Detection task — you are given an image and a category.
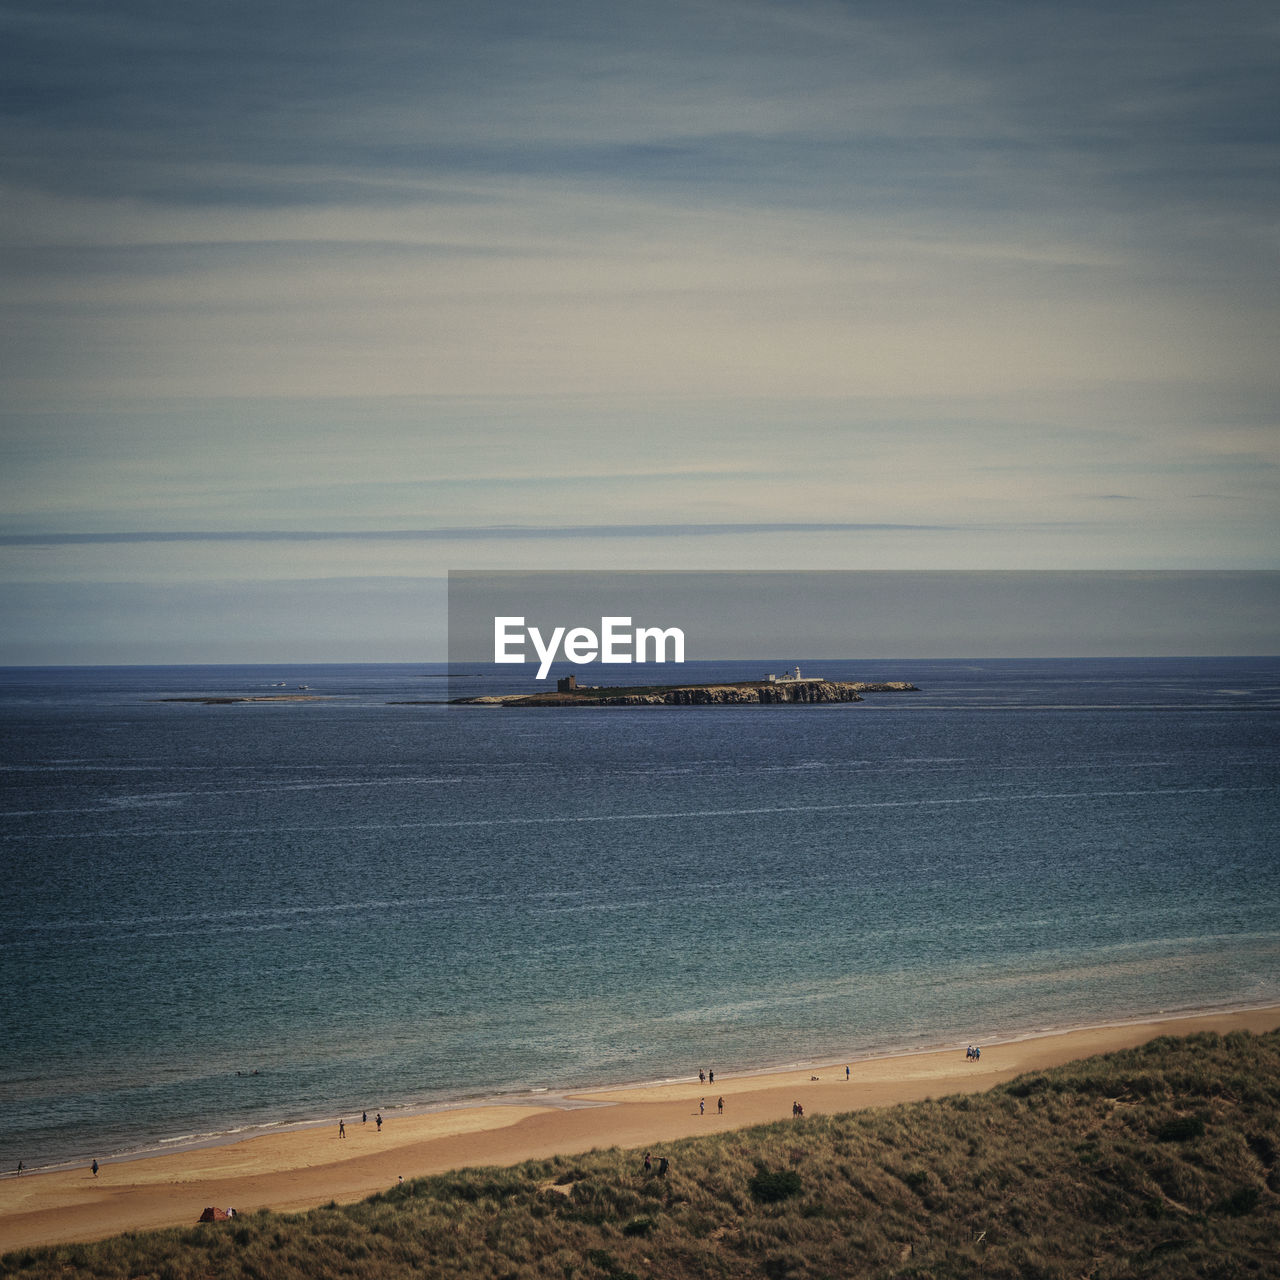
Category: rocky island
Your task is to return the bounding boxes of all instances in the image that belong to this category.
[453,668,917,707]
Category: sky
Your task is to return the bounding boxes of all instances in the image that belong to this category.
[1,0,1277,662]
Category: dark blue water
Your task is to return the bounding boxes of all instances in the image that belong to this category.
[1,658,1277,1171]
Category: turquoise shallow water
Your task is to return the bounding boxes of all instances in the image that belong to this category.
[1,658,1278,1171]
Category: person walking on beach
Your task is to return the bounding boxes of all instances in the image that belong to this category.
[376,1112,383,1132]
[846,1065,850,1080]
[700,1097,705,1115]
[698,1069,705,1083]
[91,1159,99,1177]
[362,1111,367,1124]
[717,1096,724,1114]
[708,1069,714,1083]
[339,1120,346,1138]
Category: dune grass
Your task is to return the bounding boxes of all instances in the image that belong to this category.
[5,1028,1278,1279]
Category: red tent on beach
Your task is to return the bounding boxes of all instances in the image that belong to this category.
[198,1206,230,1222]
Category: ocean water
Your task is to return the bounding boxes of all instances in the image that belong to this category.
[1,657,1277,1172]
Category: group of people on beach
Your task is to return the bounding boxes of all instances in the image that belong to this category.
[965,1044,982,1061]
[694,1066,725,1118]
[49,1057,854,1192]
[339,1111,382,1137]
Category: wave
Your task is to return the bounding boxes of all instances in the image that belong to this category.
[5,783,1273,842]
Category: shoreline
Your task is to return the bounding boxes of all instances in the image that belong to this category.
[3,1004,1278,1253]
[16,995,1279,1178]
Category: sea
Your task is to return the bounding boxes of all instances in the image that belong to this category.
[2,657,1278,1173]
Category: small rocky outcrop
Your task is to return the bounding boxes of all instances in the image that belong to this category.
[637,681,864,705]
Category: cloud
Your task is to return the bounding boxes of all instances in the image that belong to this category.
[0,576,448,664]
[8,570,1274,665]
[0,522,964,547]
[6,1,1273,221]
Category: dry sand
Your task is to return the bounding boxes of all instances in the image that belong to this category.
[3,1006,1277,1253]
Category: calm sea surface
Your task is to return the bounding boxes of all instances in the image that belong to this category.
[2,658,1278,1171]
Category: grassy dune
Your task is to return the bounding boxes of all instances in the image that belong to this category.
[6,1029,1278,1279]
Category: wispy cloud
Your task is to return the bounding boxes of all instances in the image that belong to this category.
[0,522,965,547]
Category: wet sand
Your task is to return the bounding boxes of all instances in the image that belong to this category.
[3,1006,1277,1253]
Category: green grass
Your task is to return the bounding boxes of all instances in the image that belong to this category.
[6,1029,1279,1279]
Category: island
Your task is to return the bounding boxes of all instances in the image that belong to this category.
[452,667,918,707]
[154,695,333,705]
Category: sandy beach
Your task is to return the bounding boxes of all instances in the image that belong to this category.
[3,1006,1277,1253]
